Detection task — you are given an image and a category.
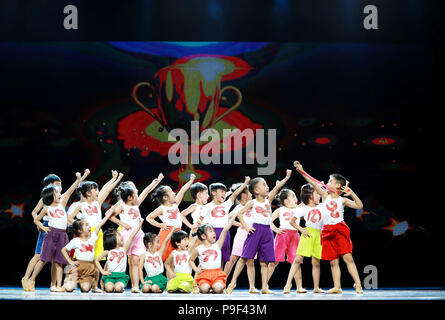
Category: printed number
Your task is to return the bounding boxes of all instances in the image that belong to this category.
[326,201,339,218]
[49,208,65,218]
[211,206,226,218]
[307,209,322,223]
[167,208,179,220]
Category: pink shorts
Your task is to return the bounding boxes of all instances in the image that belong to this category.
[231,227,249,257]
[119,227,145,257]
[274,229,300,263]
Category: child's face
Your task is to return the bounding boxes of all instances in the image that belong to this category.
[204,227,217,244]
[212,189,226,204]
[81,221,91,236]
[54,181,62,192]
[327,177,340,193]
[128,188,139,204]
[89,187,99,201]
[197,189,209,204]
[255,179,269,197]
[284,191,298,208]
[164,187,176,204]
[178,237,190,251]
[312,190,320,204]
[53,189,62,203]
[148,237,160,252]
[116,232,124,247]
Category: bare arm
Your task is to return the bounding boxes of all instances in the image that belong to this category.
[137,173,164,206]
[67,204,82,225]
[164,253,175,278]
[290,215,310,238]
[188,248,201,274]
[61,169,90,208]
[268,169,292,201]
[236,201,255,234]
[181,204,197,230]
[216,214,237,250]
[109,203,131,230]
[31,198,43,220]
[158,228,175,258]
[98,171,124,206]
[146,207,166,229]
[61,247,79,268]
[293,161,328,201]
[95,251,111,275]
[174,174,196,205]
[123,218,144,253]
[269,208,283,234]
[34,207,49,233]
[229,176,250,204]
[341,186,363,210]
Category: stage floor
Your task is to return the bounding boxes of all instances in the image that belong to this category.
[1,287,444,300]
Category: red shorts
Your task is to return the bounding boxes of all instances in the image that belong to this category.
[196,268,227,288]
[321,221,353,261]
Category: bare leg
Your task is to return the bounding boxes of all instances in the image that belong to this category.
[260,261,273,293]
[199,283,211,293]
[226,258,248,293]
[341,253,362,292]
[105,282,115,293]
[246,259,258,292]
[311,257,323,292]
[130,255,140,292]
[267,262,279,283]
[212,282,225,294]
[326,258,342,294]
[224,254,239,276]
[23,254,40,280]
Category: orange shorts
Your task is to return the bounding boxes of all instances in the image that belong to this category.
[196,268,227,288]
[158,226,180,261]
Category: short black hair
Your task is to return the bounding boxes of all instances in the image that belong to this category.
[103,228,118,250]
[248,177,264,196]
[190,182,208,200]
[143,232,157,247]
[209,183,227,199]
[41,184,58,206]
[114,181,136,202]
[150,185,170,205]
[43,174,61,187]
[192,224,213,241]
[171,230,188,249]
[300,183,314,205]
[329,173,347,189]
[80,181,99,198]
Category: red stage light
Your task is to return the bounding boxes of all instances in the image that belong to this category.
[314,137,331,145]
[371,137,396,145]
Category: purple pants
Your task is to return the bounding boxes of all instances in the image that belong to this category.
[241,223,275,262]
[213,227,231,262]
[40,227,68,265]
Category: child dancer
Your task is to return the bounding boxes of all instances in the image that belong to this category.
[294,161,364,294]
[139,229,175,293]
[165,230,198,293]
[146,174,195,264]
[267,189,309,289]
[109,173,163,293]
[189,214,237,293]
[61,205,115,292]
[198,178,250,273]
[181,182,210,232]
[223,183,259,294]
[22,174,62,291]
[226,169,292,294]
[283,183,325,294]
[95,218,144,293]
[27,169,90,292]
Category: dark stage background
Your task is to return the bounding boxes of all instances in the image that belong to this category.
[0,0,443,289]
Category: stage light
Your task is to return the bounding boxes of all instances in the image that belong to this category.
[3,203,24,219]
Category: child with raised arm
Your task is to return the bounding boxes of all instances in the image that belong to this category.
[146,174,195,263]
[267,189,310,289]
[165,231,199,293]
[189,214,237,294]
[109,173,163,293]
[283,183,325,294]
[61,205,115,292]
[95,218,144,293]
[294,161,364,294]
[181,182,210,234]
[22,174,62,291]
[198,177,250,274]
[226,169,292,294]
[26,169,90,292]
[139,228,175,293]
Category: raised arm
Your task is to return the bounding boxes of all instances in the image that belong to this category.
[61,169,90,208]
[268,169,292,201]
[98,171,124,206]
[123,218,144,253]
[341,185,363,210]
[293,161,329,201]
[216,214,237,250]
[137,173,164,206]
[174,174,196,205]
[229,176,250,204]
[158,228,175,258]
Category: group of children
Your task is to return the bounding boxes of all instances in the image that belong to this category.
[21,161,364,295]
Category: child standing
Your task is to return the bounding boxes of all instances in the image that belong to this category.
[61,205,115,292]
[226,169,292,294]
[165,230,198,293]
[189,214,237,293]
[181,182,210,232]
[138,229,175,293]
[283,183,325,294]
[198,177,250,273]
[294,161,364,294]
[110,173,163,293]
[27,169,90,292]
[146,174,195,264]
[94,218,144,293]
[267,189,309,287]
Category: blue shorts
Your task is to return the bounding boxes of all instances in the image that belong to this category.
[35,221,49,255]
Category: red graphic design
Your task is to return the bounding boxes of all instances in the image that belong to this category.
[167,208,179,220]
[146,256,161,268]
[245,209,252,218]
[84,205,99,216]
[307,209,322,223]
[175,253,187,265]
[211,206,226,218]
[110,251,125,263]
[80,244,94,253]
[128,207,140,219]
[202,249,218,262]
[255,205,271,217]
[49,208,65,218]
[326,201,339,218]
[282,211,294,221]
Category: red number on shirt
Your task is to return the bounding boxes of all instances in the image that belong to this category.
[175,254,187,265]
[307,209,322,223]
[245,209,252,218]
[202,249,218,262]
[128,208,140,219]
[211,206,226,218]
[167,208,179,220]
[326,201,339,218]
[49,208,65,218]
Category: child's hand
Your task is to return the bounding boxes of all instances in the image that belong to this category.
[293,161,303,171]
[69,260,80,267]
[196,266,203,274]
[244,176,251,184]
[102,270,112,276]
[112,170,118,179]
[160,223,168,230]
[341,185,353,196]
[286,169,292,177]
[138,218,144,226]
[190,173,196,181]
[43,226,51,233]
[301,228,310,238]
[276,228,285,235]
[158,173,164,181]
[246,226,256,234]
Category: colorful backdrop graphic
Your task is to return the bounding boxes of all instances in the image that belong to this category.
[0,41,438,287]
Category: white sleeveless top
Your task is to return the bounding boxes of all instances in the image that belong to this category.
[197,243,221,270]
[278,207,299,230]
[200,199,234,228]
[119,203,141,229]
[47,204,68,230]
[159,204,182,228]
[192,204,209,225]
[172,250,192,274]
[251,198,272,225]
[77,201,102,228]
[321,195,344,225]
[294,204,324,230]
[143,251,164,277]
[107,247,127,273]
[231,204,254,227]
